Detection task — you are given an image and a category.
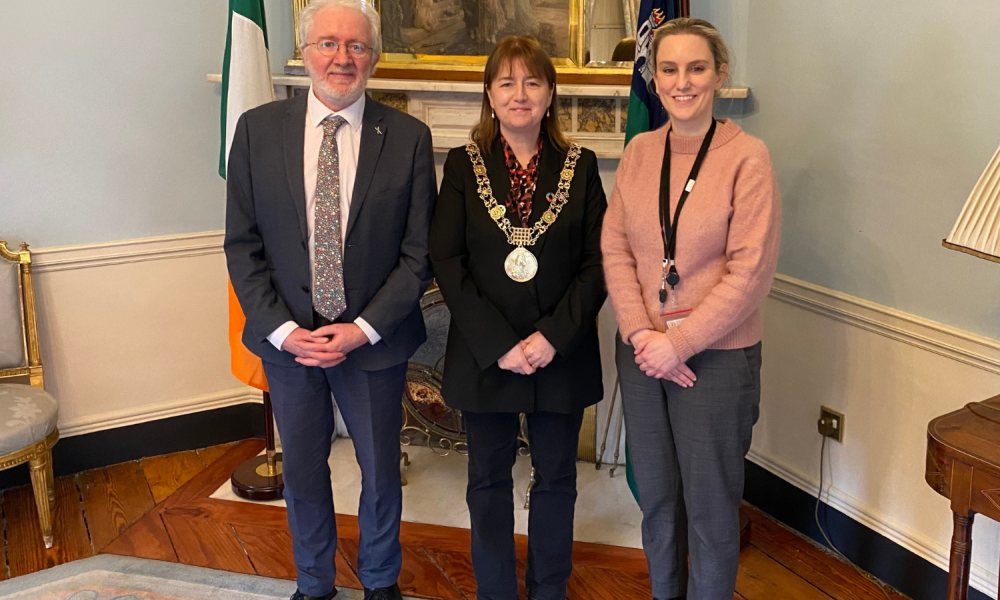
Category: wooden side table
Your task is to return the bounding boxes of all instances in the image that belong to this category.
[926,394,1000,600]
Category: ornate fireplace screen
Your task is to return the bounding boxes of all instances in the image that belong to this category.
[402,287,531,460]
[401,286,467,455]
[401,287,535,504]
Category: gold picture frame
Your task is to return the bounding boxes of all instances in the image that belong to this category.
[287,0,632,84]
[375,0,584,67]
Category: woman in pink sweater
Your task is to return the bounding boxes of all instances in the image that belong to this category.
[601,18,781,600]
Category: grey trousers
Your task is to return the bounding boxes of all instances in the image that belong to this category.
[616,335,761,600]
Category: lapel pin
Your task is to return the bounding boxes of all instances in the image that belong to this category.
[375,126,382,135]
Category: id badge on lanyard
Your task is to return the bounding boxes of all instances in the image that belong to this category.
[660,281,692,329]
[658,119,716,332]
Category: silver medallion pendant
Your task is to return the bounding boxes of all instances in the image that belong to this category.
[504,247,538,282]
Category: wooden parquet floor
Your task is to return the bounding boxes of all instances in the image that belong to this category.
[0,439,908,599]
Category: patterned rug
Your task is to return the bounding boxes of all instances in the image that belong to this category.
[0,554,416,600]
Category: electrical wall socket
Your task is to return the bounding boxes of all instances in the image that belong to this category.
[818,406,845,443]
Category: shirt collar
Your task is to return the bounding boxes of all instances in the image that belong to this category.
[307,86,365,132]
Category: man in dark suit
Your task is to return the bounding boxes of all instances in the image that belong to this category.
[224,1,435,599]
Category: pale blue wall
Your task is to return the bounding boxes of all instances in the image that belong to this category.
[702,0,1000,339]
[0,1,296,248]
[691,0,747,88]
[4,2,998,338]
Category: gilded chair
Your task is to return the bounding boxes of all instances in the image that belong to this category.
[0,240,59,548]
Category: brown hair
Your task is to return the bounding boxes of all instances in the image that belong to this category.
[470,35,569,154]
[650,18,731,90]
[611,37,636,62]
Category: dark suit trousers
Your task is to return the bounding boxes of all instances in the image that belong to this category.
[464,410,584,600]
[616,335,761,600]
[263,357,406,596]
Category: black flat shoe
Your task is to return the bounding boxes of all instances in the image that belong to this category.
[290,589,337,600]
[363,584,402,600]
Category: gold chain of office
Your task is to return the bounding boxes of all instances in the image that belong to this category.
[465,141,582,249]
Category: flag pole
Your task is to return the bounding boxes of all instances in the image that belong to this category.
[231,391,285,500]
[220,0,283,501]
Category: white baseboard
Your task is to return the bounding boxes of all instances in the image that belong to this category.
[59,387,263,438]
[746,448,1000,593]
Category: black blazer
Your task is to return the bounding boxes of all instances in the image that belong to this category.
[224,94,437,371]
[430,135,607,414]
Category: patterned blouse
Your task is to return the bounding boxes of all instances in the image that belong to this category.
[500,134,544,227]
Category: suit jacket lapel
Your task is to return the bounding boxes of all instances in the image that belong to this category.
[528,136,566,259]
[346,96,386,240]
[484,136,512,221]
[282,94,310,242]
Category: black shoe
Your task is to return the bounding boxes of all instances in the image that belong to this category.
[290,589,337,600]
[363,584,402,600]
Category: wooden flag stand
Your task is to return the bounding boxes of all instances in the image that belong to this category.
[231,391,284,500]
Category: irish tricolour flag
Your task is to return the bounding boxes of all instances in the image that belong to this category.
[219,0,274,177]
[220,0,274,392]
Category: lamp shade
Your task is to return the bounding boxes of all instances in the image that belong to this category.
[944,143,1000,263]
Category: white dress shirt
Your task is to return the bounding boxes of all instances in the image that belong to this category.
[267,88,381,351]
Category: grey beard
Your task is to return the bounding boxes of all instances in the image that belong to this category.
[309,68,369,107]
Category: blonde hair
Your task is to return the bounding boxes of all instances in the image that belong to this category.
[471,35,569,155]
[651,18,731,90]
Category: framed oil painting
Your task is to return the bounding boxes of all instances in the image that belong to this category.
[377,0,582,66]
[288,0,635,82]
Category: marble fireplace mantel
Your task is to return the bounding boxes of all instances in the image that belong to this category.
[208,73,749,159]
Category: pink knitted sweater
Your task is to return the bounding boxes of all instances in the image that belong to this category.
[601,119,781,361]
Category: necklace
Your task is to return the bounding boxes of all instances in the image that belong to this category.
[465,142,582,282]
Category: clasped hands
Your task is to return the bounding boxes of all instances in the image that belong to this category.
[281,324,370,368]
[630,329,697,388]
[498,331,556,375]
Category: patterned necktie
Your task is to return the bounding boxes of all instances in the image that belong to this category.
[313,115,348,320]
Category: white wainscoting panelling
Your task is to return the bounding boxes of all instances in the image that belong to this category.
[29,232,252,434]
[757,274,1000,597]
[31,232,225,273]
[769,275,1000,375]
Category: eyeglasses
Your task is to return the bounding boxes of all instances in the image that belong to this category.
[303,40,372,57]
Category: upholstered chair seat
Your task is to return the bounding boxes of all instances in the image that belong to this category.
[0,239,58,548]
[0,384,58,455]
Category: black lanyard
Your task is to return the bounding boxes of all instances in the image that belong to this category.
[658,118,717,304]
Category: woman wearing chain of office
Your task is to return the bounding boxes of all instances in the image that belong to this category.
[602,18,781,600]
[430,35,607,600]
